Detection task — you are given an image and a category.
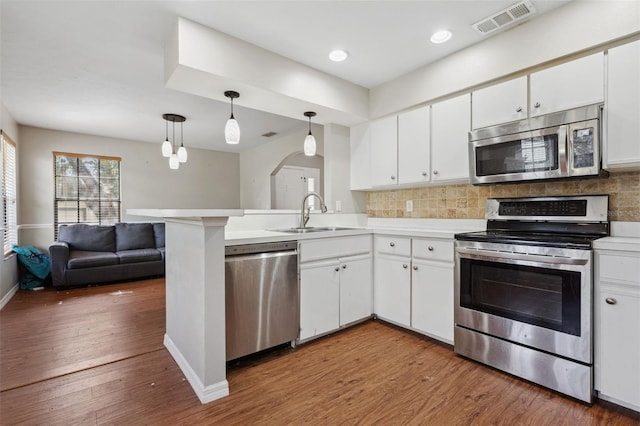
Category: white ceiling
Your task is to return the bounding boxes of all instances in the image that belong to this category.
[1,0,571,153]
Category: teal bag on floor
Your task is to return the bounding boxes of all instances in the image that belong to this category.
[12,245,51,289]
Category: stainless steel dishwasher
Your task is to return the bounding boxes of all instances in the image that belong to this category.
[225,241,299,361]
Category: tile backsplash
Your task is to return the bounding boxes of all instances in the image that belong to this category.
[366,171,640,222]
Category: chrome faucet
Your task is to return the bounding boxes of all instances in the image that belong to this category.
[299,191,328,228]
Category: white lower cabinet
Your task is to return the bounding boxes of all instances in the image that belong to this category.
[373,235,454,343]
[411,258,454,343]
[374,254,411,327]
[299,235,372,342]
[595,248,640,412]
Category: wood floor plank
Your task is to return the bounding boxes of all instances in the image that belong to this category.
[1,279,638,425]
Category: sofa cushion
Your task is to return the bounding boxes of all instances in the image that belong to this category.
[115,223,155,251]
[67,250,119,269]
[116,249,162,264]
[153,223,165,248]
[58,224,116,252]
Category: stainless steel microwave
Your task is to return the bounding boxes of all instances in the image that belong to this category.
[468,104,606,185]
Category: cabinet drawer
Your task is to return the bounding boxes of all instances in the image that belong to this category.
[300,235,371,263]
[412,238,453,262]
[598,252,640,286]
[374,235,411,257]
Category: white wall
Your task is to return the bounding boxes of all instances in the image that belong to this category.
[18,126,240,251]
[370,0,640,118]
[1,104,19,305]
[239,125,324,210]
[324,123,365,213]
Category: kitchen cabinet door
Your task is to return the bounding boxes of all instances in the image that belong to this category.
[339,255,372,326]
[431,93,471,183]
[299,260,340,341]
[530,53,604,117]
[605,39,640,170]
[350,122,372,189]
[472,76,527,129]
[411,258,454,344]
[595,250,640,411]
[370,115,398,187]
[374,255,411,327]
[398,105,430,184]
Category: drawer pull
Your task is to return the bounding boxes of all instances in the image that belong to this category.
[342,264,347,269]
[516,106,522,113]
[390,242,395,247]
[534,101,541,108]
[334,266,340,272]
[428,246,434,251]
[412,265,418,271]
[605,298,617,305]
[402,264,408,269]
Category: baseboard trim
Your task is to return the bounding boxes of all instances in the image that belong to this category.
[163,333,229,404]
[0,283,18,311]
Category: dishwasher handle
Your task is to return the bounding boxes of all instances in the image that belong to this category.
[225,240,297,256]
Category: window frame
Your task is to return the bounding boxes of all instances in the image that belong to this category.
[53,151,122,237]
[2,131,17,256]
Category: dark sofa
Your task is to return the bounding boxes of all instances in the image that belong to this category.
[49,222,165,288]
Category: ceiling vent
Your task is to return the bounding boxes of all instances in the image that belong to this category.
[472,0,536,35]
[262,131,278,137]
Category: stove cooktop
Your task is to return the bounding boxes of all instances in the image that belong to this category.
[454,230,604,250]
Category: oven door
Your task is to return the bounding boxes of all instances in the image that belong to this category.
[469,125,568,184]
[454,240,592,363]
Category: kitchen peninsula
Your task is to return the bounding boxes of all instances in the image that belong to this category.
[128,209,243,404]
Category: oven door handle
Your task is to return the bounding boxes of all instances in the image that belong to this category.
[456,247,589,266]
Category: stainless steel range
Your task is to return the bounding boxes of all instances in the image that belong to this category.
[454,195,609,403]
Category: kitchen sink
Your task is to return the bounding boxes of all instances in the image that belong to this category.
[273,226,359,234]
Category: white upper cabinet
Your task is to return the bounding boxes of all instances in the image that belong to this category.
[398,106,430,184]
[370,115,398,187]
[350,122,372,190]
[431,93,471,183]
[605,39,640,170]
[530,52,604,117]
[472,76,528,129]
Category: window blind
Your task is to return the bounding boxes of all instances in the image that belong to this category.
[53,152,121,237]
[2,133,17,255]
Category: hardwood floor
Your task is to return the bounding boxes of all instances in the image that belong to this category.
[1,279,638,425]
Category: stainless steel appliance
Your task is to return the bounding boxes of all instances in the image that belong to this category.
[225,240,299,361]
[454,195,609,403]
[469,104,607,185]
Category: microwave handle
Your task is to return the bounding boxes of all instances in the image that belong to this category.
[558,125,569,175]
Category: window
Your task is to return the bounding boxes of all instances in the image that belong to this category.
[53,152,121,236]
[2,132,17,255]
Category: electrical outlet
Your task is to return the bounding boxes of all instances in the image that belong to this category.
[406,200,413,212]
[335,200,342,212]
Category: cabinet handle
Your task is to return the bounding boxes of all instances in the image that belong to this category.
[516,106,522,113]
[390,175,396,180]
[422,171,427,177]
[433,170,439,175]
[342,264,347,269]
[534,102,541,108]
[334,266,340,272]
[390,242,395,247]
[413,265,418,271]
[402,264,408,269]
[428,246,434,251]
[605,297,617,305]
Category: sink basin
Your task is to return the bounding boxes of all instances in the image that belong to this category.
[273,226,358,234]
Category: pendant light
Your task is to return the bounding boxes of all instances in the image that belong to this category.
[224,91,240,144]
[162,113,186,169]
[161,118,172,157]
[303,111,317,156]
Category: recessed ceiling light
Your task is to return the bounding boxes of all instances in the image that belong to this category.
[329,49,349,62]
[430,30,452,44]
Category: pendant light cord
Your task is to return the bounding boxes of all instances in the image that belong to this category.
[172,120,175,153]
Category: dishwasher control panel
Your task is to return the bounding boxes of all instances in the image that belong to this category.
[225,240,297,256]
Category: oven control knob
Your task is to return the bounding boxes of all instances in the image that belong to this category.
[605,298,617,305]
